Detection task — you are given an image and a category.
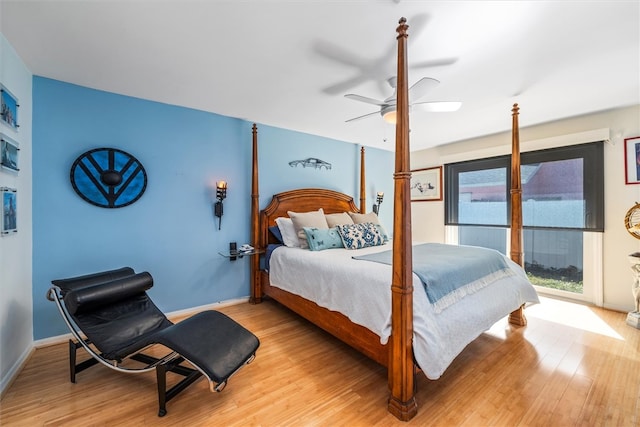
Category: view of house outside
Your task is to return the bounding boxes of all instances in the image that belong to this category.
[456,159,585,294]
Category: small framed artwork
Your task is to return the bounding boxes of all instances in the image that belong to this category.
[1,187,17,235]
[1,133,19,172]
[624,136,640,185]
[410,166,443,201]
[0,84,19,130]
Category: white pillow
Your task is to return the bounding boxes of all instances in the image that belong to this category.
[288,208,329,249]
[347,211,380,225]
[325,212,354,227]
[275,217,300,248]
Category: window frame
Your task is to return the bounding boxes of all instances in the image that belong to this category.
[445,141,604,232]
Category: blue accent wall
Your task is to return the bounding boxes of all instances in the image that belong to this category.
[32,77,394,339]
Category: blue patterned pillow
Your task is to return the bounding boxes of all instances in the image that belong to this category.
[336,222,385,250]
[303,227,345,251]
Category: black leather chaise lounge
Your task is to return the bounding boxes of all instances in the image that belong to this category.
[47,267,260,416]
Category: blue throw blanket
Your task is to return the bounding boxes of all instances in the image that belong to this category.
[353,243,514,312]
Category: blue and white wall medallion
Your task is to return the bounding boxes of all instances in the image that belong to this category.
[70,148,147,208]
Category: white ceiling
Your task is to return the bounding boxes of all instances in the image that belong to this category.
[1,1,639,151]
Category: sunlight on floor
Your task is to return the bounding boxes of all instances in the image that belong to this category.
[526,296,624,340]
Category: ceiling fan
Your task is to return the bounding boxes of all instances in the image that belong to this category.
[313,14,458,96]
[344,76,461,123]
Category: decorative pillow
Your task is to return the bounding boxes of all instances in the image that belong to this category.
[325,212,354,227]
[303,227,345,251]
[288,208,329,249]
[336,222,385,250]
[375,223,390,243]
[348,211,380,225]
[275,217,300,248]
[269,225,284,244]
[347,212,389,242]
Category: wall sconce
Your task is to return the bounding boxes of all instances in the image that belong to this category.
[373,192,384,215]
[214,181,227,230]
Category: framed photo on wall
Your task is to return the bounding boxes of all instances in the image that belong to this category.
[410,166,443,201]
[1,187,17,235]
[624,136,640,185]
[0,84,19,131]
[1,133,19,172]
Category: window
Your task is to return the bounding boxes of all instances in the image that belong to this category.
[445,141,604,299]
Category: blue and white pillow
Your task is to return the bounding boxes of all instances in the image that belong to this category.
[336,222,385,250]
[303,227,345,251]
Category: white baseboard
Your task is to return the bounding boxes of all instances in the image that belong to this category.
[603,302,635,314]
[166,297,248,319]
[0,345,34,397]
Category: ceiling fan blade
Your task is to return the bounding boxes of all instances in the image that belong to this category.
[345,94,387,106]
[313,39,368,69]
[413,101,462,112]
[410,57,458,69]
[409,77,440,103]
[323,75,370,95]
[345,111,379,123]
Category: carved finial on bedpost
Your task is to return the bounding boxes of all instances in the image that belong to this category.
[397,17,408,39]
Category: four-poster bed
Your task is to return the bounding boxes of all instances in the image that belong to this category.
[248,18,535,421]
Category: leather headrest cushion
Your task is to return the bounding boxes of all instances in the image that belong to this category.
[52,267,136,295]
[64,272,153,315]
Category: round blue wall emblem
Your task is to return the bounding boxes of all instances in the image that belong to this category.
[70,148,147,208]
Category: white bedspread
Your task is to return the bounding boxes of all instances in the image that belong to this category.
[269,243,539,379]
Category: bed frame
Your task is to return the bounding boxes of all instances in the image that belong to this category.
[249,17,525,421]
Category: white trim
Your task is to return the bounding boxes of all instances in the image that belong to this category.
[165,297,248,319]
[585,232,604,307]
[444,225,458,245]
[0,345,34,396]
[603,302,633,314]
[440,128,610,164]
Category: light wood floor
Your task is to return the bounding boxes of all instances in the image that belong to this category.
[1,297,639,426]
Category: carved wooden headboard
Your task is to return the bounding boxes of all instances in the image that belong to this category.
[259,188,360,247]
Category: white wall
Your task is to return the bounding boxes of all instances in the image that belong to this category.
[0,33,33,394]
[411,105,640,312]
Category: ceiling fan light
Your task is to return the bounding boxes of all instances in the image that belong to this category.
[381,107,397,124]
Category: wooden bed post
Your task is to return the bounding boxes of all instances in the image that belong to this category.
[360,147,366,213]
[508,104,527,326]
[387,17,417,421]
[250,123,261,304]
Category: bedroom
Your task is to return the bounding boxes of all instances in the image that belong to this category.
[1,1,639,424]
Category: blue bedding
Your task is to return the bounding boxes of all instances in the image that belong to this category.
[353,243,515,312]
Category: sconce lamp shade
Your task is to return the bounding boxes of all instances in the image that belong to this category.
[373,191,384,215]
[215,180,227,230]
[216,181,227,201]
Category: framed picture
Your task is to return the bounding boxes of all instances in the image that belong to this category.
[624,136,640,185]
[0,84,19,130]
[1,187,17,235]
[410,166,443,201]
[1,133,19,172]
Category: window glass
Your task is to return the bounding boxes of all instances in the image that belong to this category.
[458,167,507,226]
[458,226,507,254]
[446,141,603,231]
[522,158,585,228]
[524,229,584,294]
